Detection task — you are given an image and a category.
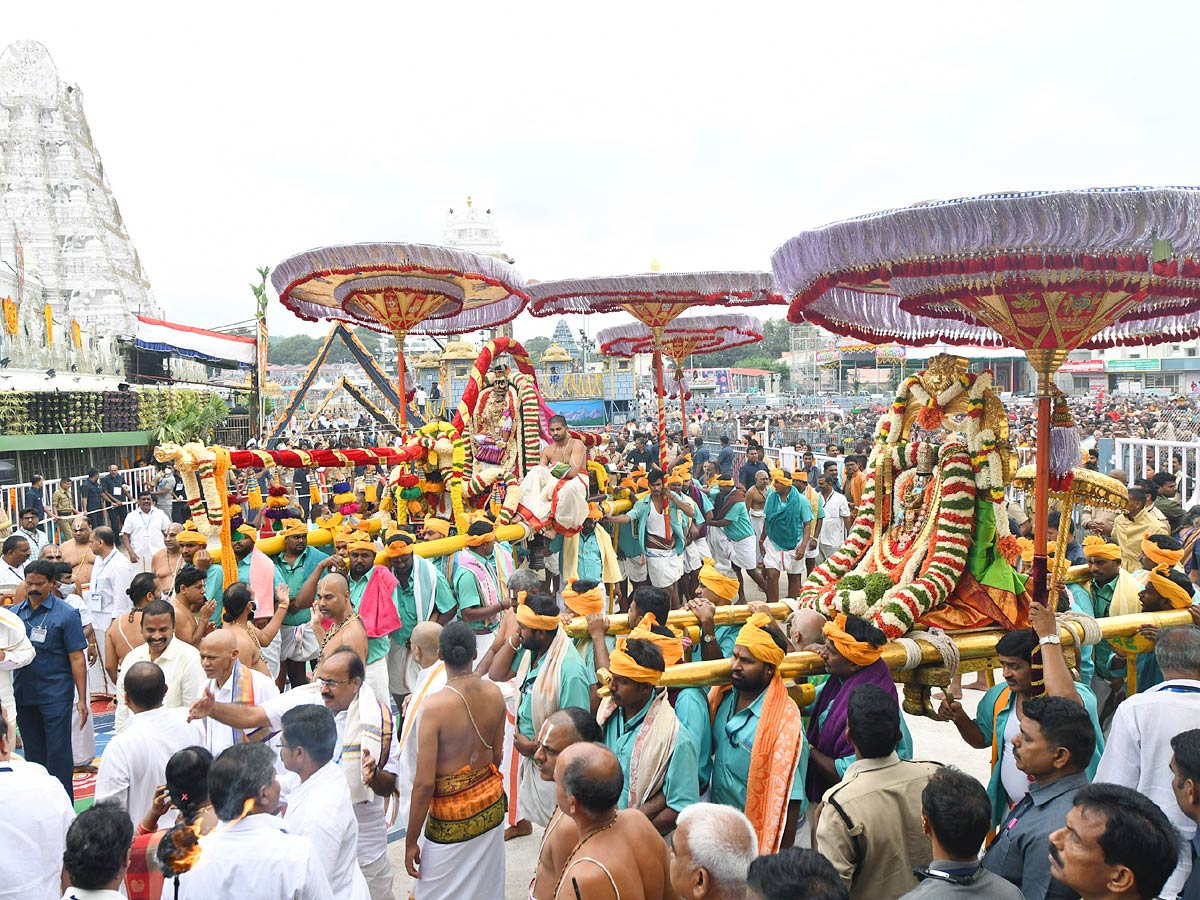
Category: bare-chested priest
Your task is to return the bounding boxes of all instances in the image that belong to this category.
[151,522,186,596]
[529,708,603,900]
[551,742,671,900]
[312,572,368,664]
[517,415,590,536]
[406,620,508,900]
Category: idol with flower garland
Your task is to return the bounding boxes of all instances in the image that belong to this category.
[798,354,1031,638]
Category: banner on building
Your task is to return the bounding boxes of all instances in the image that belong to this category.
[687,367,732,392]
[548,399,607,427]
[875,344,906,364]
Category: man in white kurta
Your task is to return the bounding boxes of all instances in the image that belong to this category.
[194,630,278,757]
[280,705,370,900]
[0,605,35,747]
[86,528,134,696]
[177,743,332,900]
[95,661,199,829]
[393,623,447,829]
[119,494,170,574]
[113,610,205,733]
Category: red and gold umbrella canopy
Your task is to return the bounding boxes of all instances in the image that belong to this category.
[272,242,528,434]
[530,272,782,467]
[772,186,1200,605]
[598,314,764,443]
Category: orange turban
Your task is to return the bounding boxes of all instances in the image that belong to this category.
[698,558,739,602]
[465,526,496,548]
[587,503,604,521]
[1142,535,1184,569]
[608,638,663,684]
[1082,535,1121,562]
[713,477,734,488]
[515,593,560,631]
[385,530,415,557]
[736,612,785,666]
[629,613,684,667]
[562,579,604,616]
[235,522,258,540]
[791,470,808,483]
[823,613,883,666]
[1147,564,1194,609]
[316,513,344,531]
[422,518,451,538]
[176,524,208,545]
[278,518,307,538]
[771,469,792,487]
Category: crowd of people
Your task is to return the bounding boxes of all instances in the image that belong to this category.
[0,401,1199,900]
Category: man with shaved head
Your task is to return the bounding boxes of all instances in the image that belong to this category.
[551,742,671,900]
[530,708,604,900]
[194,627,278,756]
[151,522,186,596]
[313,572,368,664]
[392,621,446,829]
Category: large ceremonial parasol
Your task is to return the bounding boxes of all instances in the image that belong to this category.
[598,313,764,450]
[271,242,528,435]
[529,272,782,468]
[772,186,1200,605]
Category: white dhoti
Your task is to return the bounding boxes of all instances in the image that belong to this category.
[386,642,420,696]
[72,686,96,765]
[708,529,756,574]
[475,631,497,665]
[415,825,505,900]
[516,754,557,826]
[88,614,113,697]
[260,632,281,680]
[0,672,14,745]
[618,555,647,584]
[750,511,766,563]
[683,536,711,573]
[645,550,685,590]
[364,658,389,703]
[764,537,806,576]
[516,467,588,535]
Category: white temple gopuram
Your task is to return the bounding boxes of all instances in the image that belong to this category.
[0,39,161,338]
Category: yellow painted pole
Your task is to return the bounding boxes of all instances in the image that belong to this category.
[657,609,1195,689]
[565,601,791,638]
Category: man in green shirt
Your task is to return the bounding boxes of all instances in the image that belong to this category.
[382,529,456,712]
[453,521,514,662]
[344,534,401,704]
[599,636,699,835]
[486,591,590,839]
[272,519,327,689]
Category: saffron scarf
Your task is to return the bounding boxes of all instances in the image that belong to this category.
[745,676,805,853]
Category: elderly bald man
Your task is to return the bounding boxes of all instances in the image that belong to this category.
[551,743,671,900]
[314,572,368,666]
[195,628,279,755]
[670,802,758,900]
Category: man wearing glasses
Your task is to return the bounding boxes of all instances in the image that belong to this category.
[188,646,400,900]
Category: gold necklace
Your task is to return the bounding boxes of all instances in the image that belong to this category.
[320,611,359,654]
[552,816,618,899]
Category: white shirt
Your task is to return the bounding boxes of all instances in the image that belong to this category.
[16,528,47,555]
[177,814,332,900]
[284,761,370,900]
[818,490,851,546]
[120,507,170,559]
[95,705,199,828]
[999,701,1028,806]
[113,637,206,732]
[261,684,401,865]
[1095,678,1200,897]
[0,559,25,589]
[0,758,75,900]
[194,661,279,757]
[88,548,134,620]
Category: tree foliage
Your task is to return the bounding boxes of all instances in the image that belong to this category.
[520,335,552,365]
[268,330,385,367]
[688,317,793,369]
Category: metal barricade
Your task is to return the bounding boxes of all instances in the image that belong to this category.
[1,464,157,542]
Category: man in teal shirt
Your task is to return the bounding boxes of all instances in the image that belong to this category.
[599,637,699,835]
[453,521,511,662]
[272,520,328,689]
[382,529,456,710]
[761,469,814,603]
[485,591,590,838]
[706,477,768,601]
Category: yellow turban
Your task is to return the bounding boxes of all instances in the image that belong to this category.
[385,530,415,557]
[714,477,734,488]
[791,470,808,483]
[465,526,496,548]
[608,637,663,684]
[515,593,561,631]
[176,524,208,546]
[1147,564,1194,609]
[698,558,739,602]
[235,523,258,540]
[629,613,684,667]
[1017,537,1034,563]
[736,612,785,666]
[562,579,604,616]
[823,613,883,666]
[1142,535,1184,569]
[666,473,684,487]
[422,518,451,538]
[587,503,604,521]
[1082,535,1121,561]
[316,512,344,531]
[771,469,792,487]
[278,518,307,538]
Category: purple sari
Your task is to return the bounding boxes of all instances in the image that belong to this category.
[804,658,895,800]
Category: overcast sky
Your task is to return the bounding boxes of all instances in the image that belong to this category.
[6,1,1199,345]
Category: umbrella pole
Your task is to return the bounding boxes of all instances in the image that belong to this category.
[676,360,688,441]
[653,337,667,470]
[394,329,408,438]
[1028,351,1068,609]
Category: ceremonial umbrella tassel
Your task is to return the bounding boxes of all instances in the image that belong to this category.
[271,242,528,437]
[771,186,1200,607]
[597,313,764,442]
[529,272,783,469]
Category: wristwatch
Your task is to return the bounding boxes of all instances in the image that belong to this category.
[702,632,716,644]
[1038,634,1061,646]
